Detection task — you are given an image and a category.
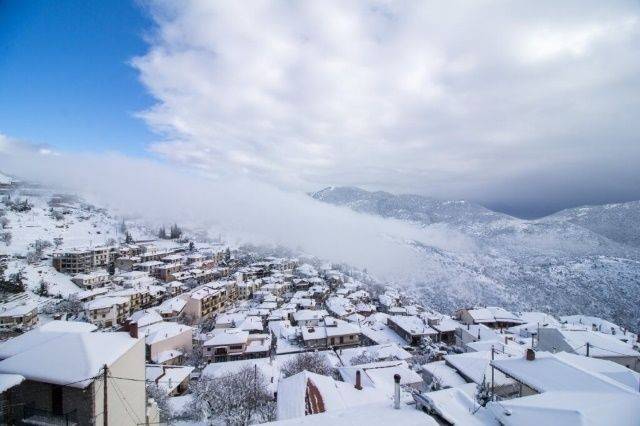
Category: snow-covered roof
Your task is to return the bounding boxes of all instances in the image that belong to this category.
[0,373,24,393]
[338,360,423,395]
[268,401,438,426]
[204,328,249,346]
[0,332,139,388]
[142,321,193,345]
[128,309,163,328]
[553,328,639,357]
[39,320,97,333]
[444,351,513,387]
[421,383,496,425]
[157,296,187,314]
[336,343,412,366]
[0,301,38,318]
[84,295,129,310]
[466,307,524,324]
[326,297,356,317]
[146,364,194,394]
[276,370,388,420]
[487,390,640,426]
[293,309,328,322]
[388,315,437,336]
[491,351,637,394]
[422,361,467,388]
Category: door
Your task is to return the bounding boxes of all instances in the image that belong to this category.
[51,385,63,415]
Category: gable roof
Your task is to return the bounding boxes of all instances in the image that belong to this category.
[0,332,139,388]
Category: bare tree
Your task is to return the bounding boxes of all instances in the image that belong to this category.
[190,365,275,425]
[281,351,334,378]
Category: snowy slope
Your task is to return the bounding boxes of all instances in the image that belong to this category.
[312,187,640,331]
[547,201,640,248]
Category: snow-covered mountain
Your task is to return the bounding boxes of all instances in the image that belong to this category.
[311,187,640,331]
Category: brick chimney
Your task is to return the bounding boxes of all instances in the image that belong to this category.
[129,321,138,339]
[355,370,362,390]
[526,348,535,361]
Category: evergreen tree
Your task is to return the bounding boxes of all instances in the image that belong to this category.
[124,231,133,244]
[108,262,116,276]
[188,241,195,252]
[158,227,167,239]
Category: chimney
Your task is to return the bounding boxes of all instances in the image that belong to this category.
[355,370,363,390]
[393,374,401,409]
[525,348,535,361]
[129,322,138,339]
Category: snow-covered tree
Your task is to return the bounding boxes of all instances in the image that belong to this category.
[0,232,11,246]
[158,227,167,239]
[281,352,334,378]
[190,365,275,425]
[147,383,170,421]
[170,224,182,239]
[0,217,8,228]
[349,350,379,366]
[35,280,50,297]
[475,378,492,407]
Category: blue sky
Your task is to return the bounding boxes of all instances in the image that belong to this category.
[0,0,154,155]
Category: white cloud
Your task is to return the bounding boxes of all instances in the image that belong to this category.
[130,2,639,217]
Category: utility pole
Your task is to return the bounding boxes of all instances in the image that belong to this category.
[491,345,495,401]
[586,342,590,357]
[103,364,108,426]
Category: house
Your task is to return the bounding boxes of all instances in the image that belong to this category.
[487,350,640,426]
[292,309,328,326]
[387,315,438,346]
[154,262,182,282]
[301,318,360,349]
[84,296,130,327]
[0,329,149,425]
[325,296,356,318]
[0,301,38,331]
[70,270,110,289]
[276,370,388,421]
[203,328,271,362]
[182,283,227,320]
[414,383,496,425]
[333,343,413,366]
[146,364,194,396]
[421,361,467,390]
[52,245,119,274]
[338,360,424,394]
[138,321,193,365]
[455,307,524,329]
[536,327,640,372]
[443,351,517,397]
[156,296,187,320]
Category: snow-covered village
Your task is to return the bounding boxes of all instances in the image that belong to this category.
[0,174,639,426]
[3,1,640,425]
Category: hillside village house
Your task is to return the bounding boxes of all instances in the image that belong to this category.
[203,329,271,362]
[52,245,120,274]
[455,307,525,329]
[137,321,194,365]
[0,327,150,425]
[387,315,438,346]
[146,364,194,397]
[70,270,110,289]
[85,296,130,327]
[0,302,38,331]
[485,350,640,424]
[155,262,182,282]
[536,327,640,372]
[301,317,361,349]
[182,283,228,321]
